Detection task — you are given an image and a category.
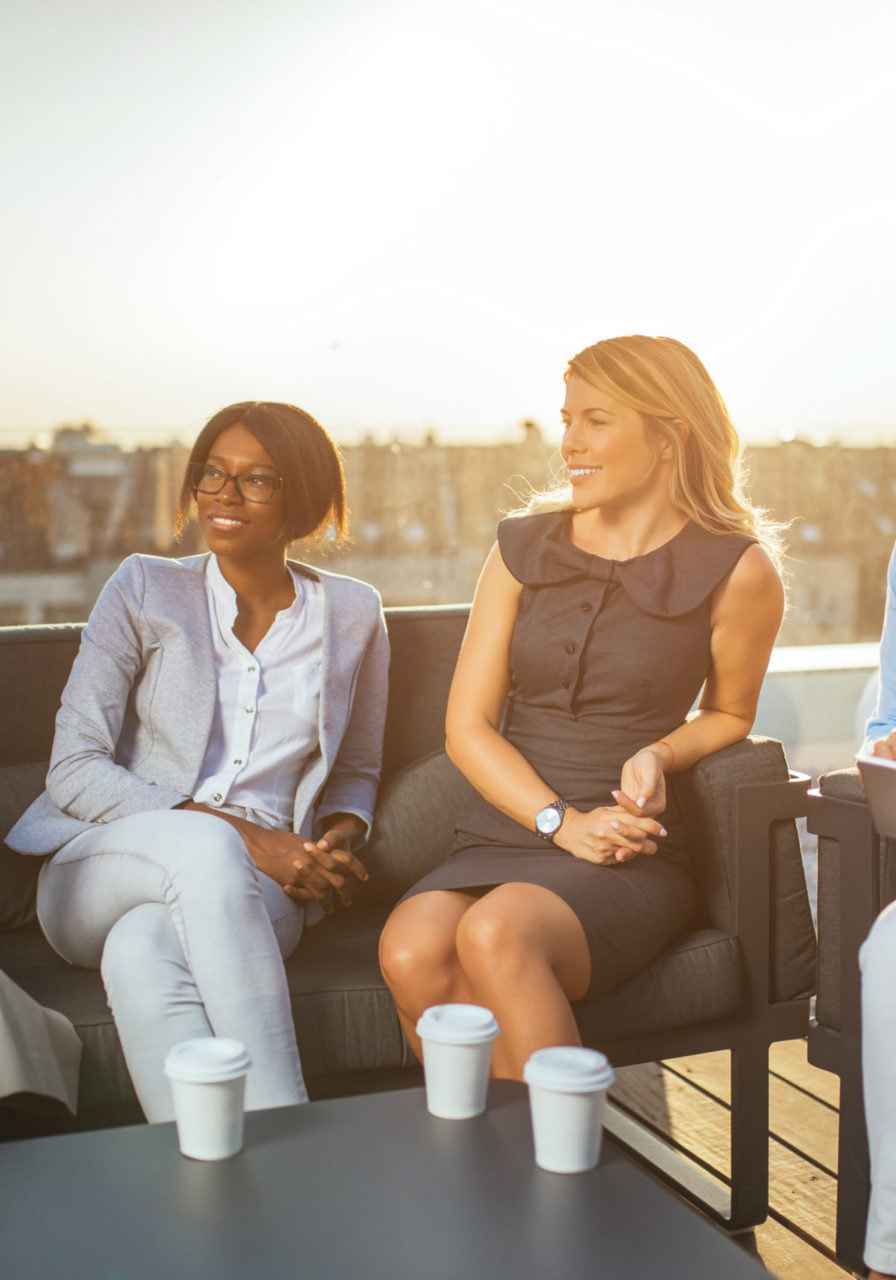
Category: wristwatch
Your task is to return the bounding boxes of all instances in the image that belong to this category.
[535,798,569,843]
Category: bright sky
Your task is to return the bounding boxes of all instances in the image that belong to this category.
[2,0,895,445]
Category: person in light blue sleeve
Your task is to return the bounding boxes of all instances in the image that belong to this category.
[857,538,896,1279]
[864,541,896,759]
[6,402,389,1123]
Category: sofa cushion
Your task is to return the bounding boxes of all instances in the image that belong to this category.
[359,749,478,906]
[0,762,50,931]
[0,906,747,1112]
[0,909,405,1112]
[0,928,137,1112]
[294,916,747,1077]
[0,908,407,1111]
[286,907,408,1080]
[576,928,744,1047]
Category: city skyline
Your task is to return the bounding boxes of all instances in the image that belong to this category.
[1,415,896,454]
[3,0,895,442]
[3,418,894,646]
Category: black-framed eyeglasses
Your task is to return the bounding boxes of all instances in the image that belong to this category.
[189,463,284,505]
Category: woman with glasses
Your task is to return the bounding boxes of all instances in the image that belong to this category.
[7,402,389,1121]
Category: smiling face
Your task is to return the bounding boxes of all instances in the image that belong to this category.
[560,374,670,514]
[195,422,291,566]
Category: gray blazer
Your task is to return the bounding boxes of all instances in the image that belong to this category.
[7,553,389,857]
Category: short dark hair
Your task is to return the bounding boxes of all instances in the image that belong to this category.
[175,401,348,546]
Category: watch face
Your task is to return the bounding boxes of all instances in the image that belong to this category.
[536,805,562,835]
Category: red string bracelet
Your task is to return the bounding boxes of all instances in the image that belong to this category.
[650,740,675,769]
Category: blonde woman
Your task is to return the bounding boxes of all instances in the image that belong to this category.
[379,335,785,1080]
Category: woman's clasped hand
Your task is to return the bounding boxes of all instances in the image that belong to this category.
[178,802,369,909]
[551,793,667,866]
[555,740,674,866]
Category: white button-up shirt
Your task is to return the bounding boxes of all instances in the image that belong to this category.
[192,556,324,830]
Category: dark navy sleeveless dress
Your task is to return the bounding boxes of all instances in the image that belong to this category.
[401,511,756,999]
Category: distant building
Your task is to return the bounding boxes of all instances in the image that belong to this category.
[0,424,192,625]
[316,420,555,605]
[1,423,895,642]
[745,440,896,644]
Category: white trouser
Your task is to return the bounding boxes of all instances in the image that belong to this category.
[36,809,308,1123]
[861,899,896,1273]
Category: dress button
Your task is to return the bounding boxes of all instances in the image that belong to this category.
[581,602,592,612]
[213,792,223,803]
[561,678,571,689]
[565,642,576,654]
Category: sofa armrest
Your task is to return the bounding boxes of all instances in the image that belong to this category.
[734,770,812,1019]
[675,736,815,1004]
[809,770,880,1040]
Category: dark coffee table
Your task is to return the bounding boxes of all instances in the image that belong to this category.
[1,1081,768,1278]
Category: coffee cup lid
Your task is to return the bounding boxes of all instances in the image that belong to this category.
[416,1003,499,1045]
[523,1046,615,1093]
[163,1037,252,1083]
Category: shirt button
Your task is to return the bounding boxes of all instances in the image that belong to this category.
[247,665,256,673]
[213,792,223,803]
[233,758,243,766]
[245,706,255,714]
[561,678,571,689]
[565,642,576,654]
[581,602,592,612]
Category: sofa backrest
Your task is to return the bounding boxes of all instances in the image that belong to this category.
[378,607,469,779]
[0,625,84,769]
[0,610,471,927]
[0,610,470,776]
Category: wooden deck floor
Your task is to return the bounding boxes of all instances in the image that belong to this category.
[608,1039,857,1279]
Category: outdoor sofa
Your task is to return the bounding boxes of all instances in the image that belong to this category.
[0,608,816,1229]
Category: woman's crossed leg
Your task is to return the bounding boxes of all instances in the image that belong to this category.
[37,808,307,1121]
[379,883,592,1079]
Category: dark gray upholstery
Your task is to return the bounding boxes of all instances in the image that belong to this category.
[676,737,815,1003]
[1,613,815,1230]
[816,766,896,1033]
[0,763,48,930]
[359,749,477,905]
[0,625,82,768]
[377,606,469,778]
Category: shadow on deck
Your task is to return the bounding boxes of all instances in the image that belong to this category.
[610,1040,854,1278]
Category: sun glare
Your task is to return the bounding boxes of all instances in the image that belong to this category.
[1,0,894,439]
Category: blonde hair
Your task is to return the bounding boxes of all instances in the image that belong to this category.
[516,334,785,569]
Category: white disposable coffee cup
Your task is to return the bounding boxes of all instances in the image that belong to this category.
[416,1004,500,1119]
[163,1037,252,1160]
[523,1046,616,1173]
